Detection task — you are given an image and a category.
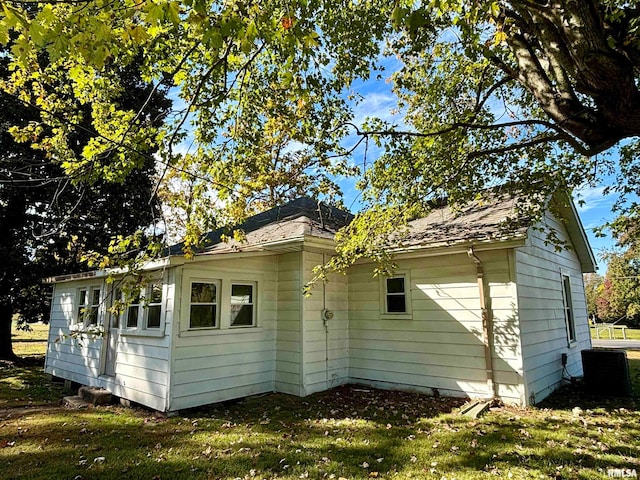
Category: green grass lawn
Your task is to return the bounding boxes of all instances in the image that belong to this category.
[0,322,65,409]
[590,326,640,340]
[11,322,49,357]
[0,326,639,479]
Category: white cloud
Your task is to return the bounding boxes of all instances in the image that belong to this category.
[573,185,616,214]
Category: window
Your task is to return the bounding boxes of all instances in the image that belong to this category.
[562,274,576,343]
[122,282,163,331]
[385,276,407,313]
[126,292,141,328]
[76,287,101,325]
[146,283,163,328]
[190,282,218,329]
[109,288,121,329]
[230,283,255,327]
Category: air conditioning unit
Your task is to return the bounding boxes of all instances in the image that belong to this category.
[581,349,632,397]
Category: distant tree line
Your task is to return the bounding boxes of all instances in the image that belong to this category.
[585,217,640,328]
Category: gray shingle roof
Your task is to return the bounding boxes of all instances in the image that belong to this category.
[171,193,530,256]
[170,197,354,255]
[403,193,528,248]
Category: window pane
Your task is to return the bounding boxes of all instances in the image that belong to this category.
[91,289,101,306]
[149,284,162,303]
[190,305,216,328]
[111,312,119,329]
[231,284,253,303]
[387,295,406,313]
[231,305,253,326]
[88,306,98,325]
[387,277,405,294]
[563,276,575,341]
[79,290,87,306]
[191,283,216,303]
[147,305,161,328]
[127,306,139,328]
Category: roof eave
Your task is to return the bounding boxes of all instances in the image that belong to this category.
[388,235,528,259]
[552,191,597,273]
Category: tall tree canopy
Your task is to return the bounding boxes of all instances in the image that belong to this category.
[0,57,170,360]
[1,1,639,265]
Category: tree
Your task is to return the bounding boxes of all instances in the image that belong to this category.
[1,1,640,269]
[583,273,603,320]
[596,251,640,326]
[0,57,170,360]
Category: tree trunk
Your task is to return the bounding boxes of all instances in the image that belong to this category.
[0,299,16,361]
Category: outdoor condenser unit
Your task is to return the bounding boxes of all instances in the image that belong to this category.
[581,349,632,397]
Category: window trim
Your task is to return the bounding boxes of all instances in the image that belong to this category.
[188,279,221,330]
[561,273,576,345]
[380,272,412,319]
[229,282,257,328]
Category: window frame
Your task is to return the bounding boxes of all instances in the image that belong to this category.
[188,279,221,330]
[119,281,166,337]
[75,286,102,327]
[380,272,412,319]
[229,282,257,328]
[561,273,576,345]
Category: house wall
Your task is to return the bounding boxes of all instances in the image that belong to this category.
[168,256,278,411]
[101,268,174,411]
[300,251,349,395]
[347,250,525,404]
[515,212,592,404]
[45,273,173,411]
[275,251,303,395]
[45,280,105,386]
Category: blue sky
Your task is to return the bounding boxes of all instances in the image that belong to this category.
[336,70,621,273]
[167,55,622,273]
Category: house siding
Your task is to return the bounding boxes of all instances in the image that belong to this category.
[301,251,349,395]
[45,272,174,412]
[515,211,592,404]
[169,256,277,411]
[275,252,303,395]
[45,281,104,387]
[348,251,525,404]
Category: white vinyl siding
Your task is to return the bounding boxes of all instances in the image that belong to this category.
[348,251,525,404]
[45,271,173,412]
[275,252,303,395]
[46,281,104,387]
[300,251,349,395]
[169,256,277,411]
[515,211,591,405]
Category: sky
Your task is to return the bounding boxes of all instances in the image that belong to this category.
[334,68,621,274]
[166,55,623,274]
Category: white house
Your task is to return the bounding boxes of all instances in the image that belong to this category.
[45,191,595,412]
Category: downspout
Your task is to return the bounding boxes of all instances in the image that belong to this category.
[468,247,498,400]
